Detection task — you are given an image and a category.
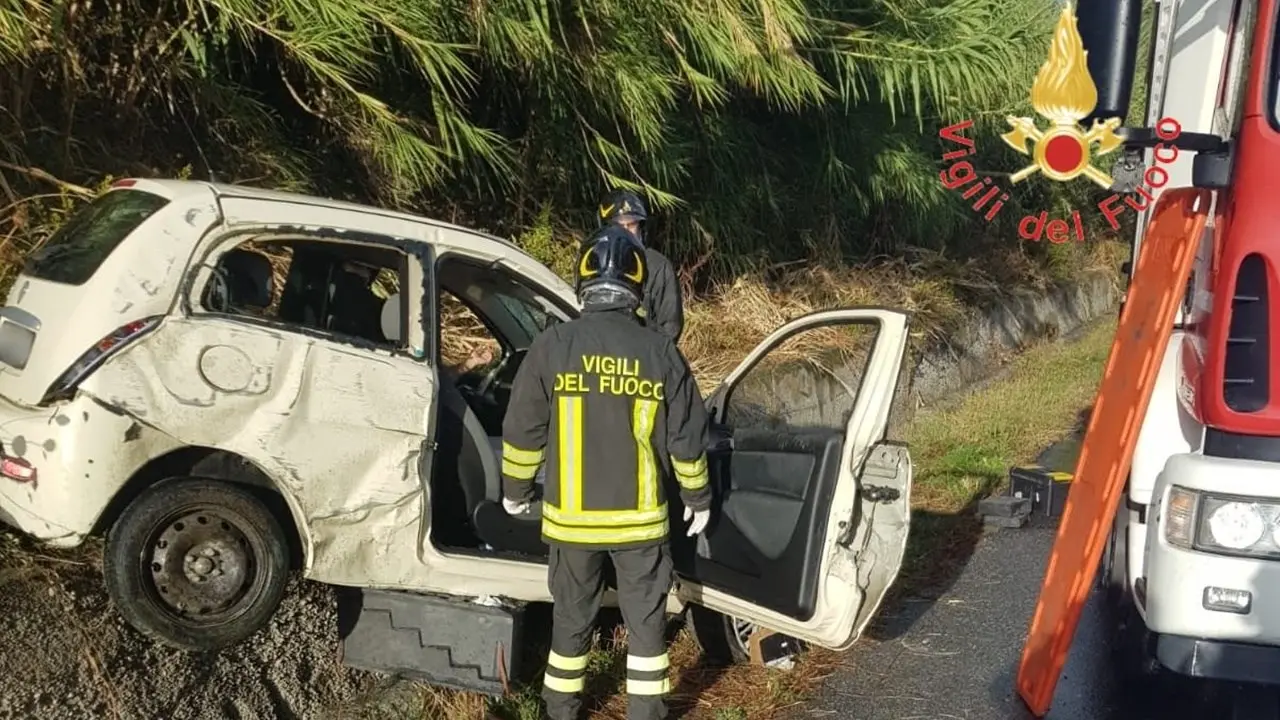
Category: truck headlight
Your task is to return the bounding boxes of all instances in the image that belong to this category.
[1203,500,1266,550]
[1164,485,1280,558]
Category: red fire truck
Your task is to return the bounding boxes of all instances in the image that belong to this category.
[1022,0,1280,716]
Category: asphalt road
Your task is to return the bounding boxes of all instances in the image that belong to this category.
[805,438,1261,720]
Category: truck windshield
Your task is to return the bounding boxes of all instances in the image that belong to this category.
[23,188,170,286]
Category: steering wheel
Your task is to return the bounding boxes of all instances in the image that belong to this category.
[474,351,510,398]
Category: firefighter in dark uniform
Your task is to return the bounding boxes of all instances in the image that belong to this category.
[597,188,685,344]
[500,225,712,720]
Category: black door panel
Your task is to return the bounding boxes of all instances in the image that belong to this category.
[673,426,844,621]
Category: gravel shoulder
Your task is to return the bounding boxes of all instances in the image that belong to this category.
[0,533,377,720]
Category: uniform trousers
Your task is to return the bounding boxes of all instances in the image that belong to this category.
[542,543,674,720]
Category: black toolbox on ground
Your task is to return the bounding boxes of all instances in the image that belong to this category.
[1008,465,1073,518]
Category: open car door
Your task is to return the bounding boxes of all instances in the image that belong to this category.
[673,308,912,650]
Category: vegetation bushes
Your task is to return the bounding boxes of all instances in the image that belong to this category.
[0,0,1142,372]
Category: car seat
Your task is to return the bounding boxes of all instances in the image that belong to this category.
[471,437,547,556]
[326,266,385,342]
[380,292,402,345]
[278,249,330,329]
[205,248,274,313]
[382,291,513,549]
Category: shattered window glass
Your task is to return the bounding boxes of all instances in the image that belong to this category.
[724,322,879,433]
[24,189,170,286]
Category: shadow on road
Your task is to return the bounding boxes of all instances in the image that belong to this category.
[866,503,995,642]
[867,406,1094,644]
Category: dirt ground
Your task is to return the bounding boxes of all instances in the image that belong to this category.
[0,529,385,720]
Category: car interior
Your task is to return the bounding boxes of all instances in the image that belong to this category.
[202,239,407,349]
[425,254,572,560]
[204,240,570,560]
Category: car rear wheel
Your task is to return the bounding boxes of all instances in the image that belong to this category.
[104,477,290,651]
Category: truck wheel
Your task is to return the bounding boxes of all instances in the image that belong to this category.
[1098,481,1159,683]
[104,477,290,651]
[687,604,755,665]
[1101,506,1129,609]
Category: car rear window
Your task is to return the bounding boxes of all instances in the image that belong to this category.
[23,188,170,286]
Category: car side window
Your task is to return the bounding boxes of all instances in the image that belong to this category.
[494,287,556,340]
[723,322,879,433]
[199,238,407,349]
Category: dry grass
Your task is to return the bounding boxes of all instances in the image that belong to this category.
[679,241,1122,390]
[384,624,840,720]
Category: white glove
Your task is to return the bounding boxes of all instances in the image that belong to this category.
[502,497,531,515]
[683,506,710,537]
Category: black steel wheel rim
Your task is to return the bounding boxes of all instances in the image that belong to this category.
[139,504,269,627]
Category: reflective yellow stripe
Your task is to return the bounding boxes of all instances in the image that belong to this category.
[633,399,659,510]
[544,673,585,694]
[558,396,584,511]
[547,651,589,672]
[542,516,670,545]
[626,678,671,695]
[502,459,539,480]
[672,454,709,491]
[502,442,544,466]
[543,503,668,526]
[627,653,669,672]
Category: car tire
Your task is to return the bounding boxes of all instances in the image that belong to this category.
[104,477,290,651]
[687,603,754,665]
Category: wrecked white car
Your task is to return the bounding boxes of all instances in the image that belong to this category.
[0,179,914,691]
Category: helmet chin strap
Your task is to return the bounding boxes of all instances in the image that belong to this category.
[580,283,639,309]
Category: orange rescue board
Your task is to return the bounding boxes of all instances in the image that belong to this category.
[1015,187,1213,717]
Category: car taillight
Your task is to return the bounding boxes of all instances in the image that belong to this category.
[0,456,36,486]
[41,316,163,404]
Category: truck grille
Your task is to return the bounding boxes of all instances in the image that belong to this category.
[1223,253,1270,412]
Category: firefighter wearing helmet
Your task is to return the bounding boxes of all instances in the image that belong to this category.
[500,224,712,720]
[598,188,685,343]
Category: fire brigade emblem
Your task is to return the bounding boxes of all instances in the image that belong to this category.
[1001,5,1125,188]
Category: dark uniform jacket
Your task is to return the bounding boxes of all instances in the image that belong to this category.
[501,306,711,549]
[638,248,684,344]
